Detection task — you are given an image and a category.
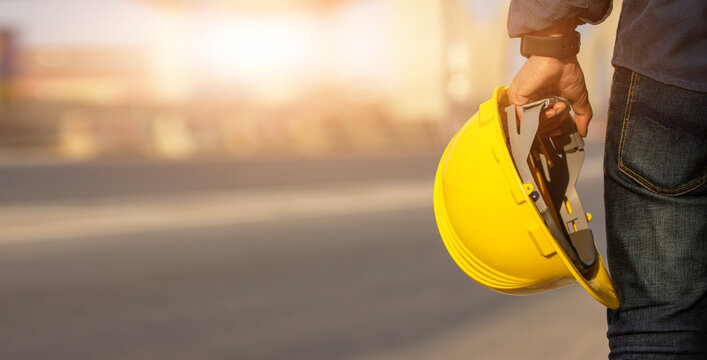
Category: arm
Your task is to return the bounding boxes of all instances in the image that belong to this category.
[507,1,612,137]
[509,19,592,136]
[508,0,612,38]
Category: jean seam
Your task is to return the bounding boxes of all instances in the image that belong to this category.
[616,72,707,196]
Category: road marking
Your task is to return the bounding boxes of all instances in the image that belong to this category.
[0,181,432,244]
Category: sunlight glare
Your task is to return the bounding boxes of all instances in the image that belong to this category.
[193,15,320,81]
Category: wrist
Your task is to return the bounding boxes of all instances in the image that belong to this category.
[521,30,581,59]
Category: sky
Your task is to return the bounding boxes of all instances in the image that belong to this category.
[0,0,506,47]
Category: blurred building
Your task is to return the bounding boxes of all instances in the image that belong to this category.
[0,29,15,104]
[14,46,152,104]
[141,0,507,121]
[5,0,512,112]
[0,0,618,159]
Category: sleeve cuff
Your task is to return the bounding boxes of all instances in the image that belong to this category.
[508,0,613,38]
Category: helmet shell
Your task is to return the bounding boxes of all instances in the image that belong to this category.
[433,86,619,309]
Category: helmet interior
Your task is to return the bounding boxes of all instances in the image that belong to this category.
[502,99,599,279]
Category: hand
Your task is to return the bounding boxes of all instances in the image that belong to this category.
[508,55,593,137]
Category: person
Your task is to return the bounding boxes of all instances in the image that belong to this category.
[506,0,707,358]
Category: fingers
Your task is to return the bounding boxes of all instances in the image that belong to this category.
[543,101,566,119]
[507,55,594,137]
[571,97,592,137]
[507,56,595,137]
[507,56,556,108]
[507,88,531,111]
[538,102,568,136]
[513,95,572,137]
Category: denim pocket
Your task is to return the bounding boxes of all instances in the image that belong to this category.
[617,72,707,196]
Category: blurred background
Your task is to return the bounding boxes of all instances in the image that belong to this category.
[0,0,620,359]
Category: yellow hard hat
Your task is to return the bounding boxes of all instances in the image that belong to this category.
[434,86,619,309]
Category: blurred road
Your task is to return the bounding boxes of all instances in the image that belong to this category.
[0,149,609,360]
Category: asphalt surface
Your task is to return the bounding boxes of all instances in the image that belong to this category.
[0,152,440,205]
[0,150,610,359]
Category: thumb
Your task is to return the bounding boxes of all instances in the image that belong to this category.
[507,84,531,107]
[570,96,592,137]
[507,83,534,122]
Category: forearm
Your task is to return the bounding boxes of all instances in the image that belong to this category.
[531,18,579,36]
[508,0,612,38]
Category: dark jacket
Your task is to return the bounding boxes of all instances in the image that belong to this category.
[508,0,707,92]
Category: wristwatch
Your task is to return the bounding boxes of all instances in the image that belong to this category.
[521,31,581,58]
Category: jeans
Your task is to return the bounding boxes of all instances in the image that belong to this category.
[604,66,707,359]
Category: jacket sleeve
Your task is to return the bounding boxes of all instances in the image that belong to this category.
[508,0,613,38]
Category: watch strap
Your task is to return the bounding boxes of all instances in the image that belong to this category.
[521,31,580,58]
